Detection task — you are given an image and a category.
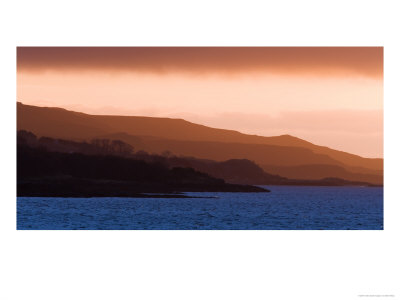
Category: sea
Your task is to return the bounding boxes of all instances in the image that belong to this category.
[17,186,383,230]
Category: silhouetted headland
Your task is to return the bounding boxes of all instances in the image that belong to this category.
[17,131,380,199]
[17,140,270,197]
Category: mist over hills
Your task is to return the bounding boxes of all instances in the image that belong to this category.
[17,102,383,185]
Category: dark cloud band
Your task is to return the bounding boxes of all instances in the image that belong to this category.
[17,47,383,78]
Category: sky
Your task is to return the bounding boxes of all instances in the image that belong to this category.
[17,47,383,158]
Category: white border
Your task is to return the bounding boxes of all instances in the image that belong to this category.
[1,1,399,300]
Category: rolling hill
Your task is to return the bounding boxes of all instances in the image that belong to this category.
[17,102,383,184]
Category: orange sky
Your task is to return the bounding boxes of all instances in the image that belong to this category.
[16,47,383,158]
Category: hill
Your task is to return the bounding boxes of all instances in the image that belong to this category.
[17,131,380,187]
[17,102,383,183]
[17,144,270,197]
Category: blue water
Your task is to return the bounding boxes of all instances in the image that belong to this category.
[17,186,383,230]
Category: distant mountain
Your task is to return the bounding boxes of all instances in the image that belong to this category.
[17,102,383,184]
[166,156,379,187]
[262,164,382,185]
[17,131,380,188]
